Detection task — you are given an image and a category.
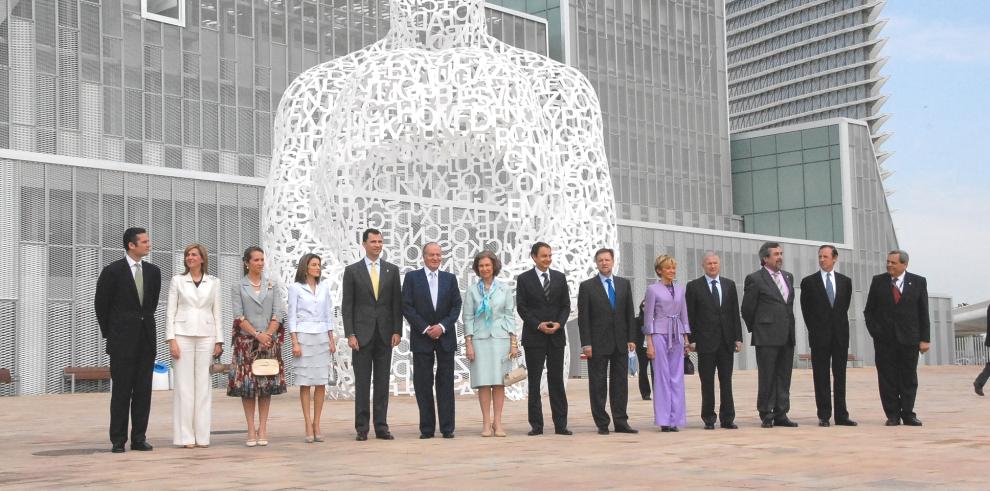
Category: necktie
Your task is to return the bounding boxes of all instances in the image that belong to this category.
[605,278,616,310]
[428,271,438,309]
[710,279,720,306]
[541,272,550,300]
[772,271,787,299]
[891,276,901,304]
[134,262,144,306]
[825,272,835,307]
[370,262,380,300]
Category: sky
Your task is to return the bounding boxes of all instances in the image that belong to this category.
[878,0,990,305]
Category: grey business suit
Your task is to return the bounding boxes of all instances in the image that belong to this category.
[741,267,796,422]
[341,258,402,436]
[231,275,284,333]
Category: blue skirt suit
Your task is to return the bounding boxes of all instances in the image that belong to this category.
[463,280,517,388]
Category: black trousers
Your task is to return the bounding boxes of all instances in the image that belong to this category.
[413,349,455,436]
[810,336,850,421]
[873,339,920,420]
[755,344,794,420]
[975,362,990,389]
[524,345,568,431]
[587,348,630,430]
[108,338,155,445]
[698,343,735,425]
[635,344,652,399]
[353,334,393,435]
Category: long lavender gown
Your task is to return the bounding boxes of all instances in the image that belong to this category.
[643,282,691,428]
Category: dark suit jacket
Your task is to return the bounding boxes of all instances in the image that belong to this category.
[94,258,162,359]
[341,258,403,348]
[863,272,930,345]
[516,268,570,349]
[577,275,636,355]
[799,271,853,348]
[985,304,990,348]
[741,268,796,347]
[402,269,462,353]
[686,276,743,353]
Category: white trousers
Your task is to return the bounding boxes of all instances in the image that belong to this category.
[173,335,214,445]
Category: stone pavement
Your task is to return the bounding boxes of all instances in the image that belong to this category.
[1,365,987,490]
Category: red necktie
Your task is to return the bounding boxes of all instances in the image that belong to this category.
[891,277,901,304]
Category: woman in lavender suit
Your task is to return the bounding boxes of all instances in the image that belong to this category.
[643,255,691,431]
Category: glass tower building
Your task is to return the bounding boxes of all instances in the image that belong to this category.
[0,0,952,396]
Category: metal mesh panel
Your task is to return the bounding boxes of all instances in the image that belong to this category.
[57,28,80,130]
[123,89,142,139]
[238,185,260,254]
[144,93,163,141]
[0,301,16,396]
[202,150,219,173]
[150,175,173,251]
[219,151,236,175]
[126,174,150,230]
[0,160,20,298]
[101,36,122,87]
[48,164,73,246]
[220,105,235,151]
[102,136,124,161]
[182,99,201,147]
[73,246,108,388]
[57,0,78,28]
[20,162,45,243]
[143,140,162,167]
[74,167,100,245]
[237,107,253,154]
[202,101,219,150]
[37,75,56,128]
[100,171,124,248]
[196,181,218,255]
[174,178,196,248]
[163,96,181,145]
[181,147,202,172]
[218,184,239,254]
[123,139,142,164]
[79,3,100,82]
[46,301,72,393]
[164,145,181,169]
[79,83,102,157]
[48,245,73,301]
[18,244,47,395]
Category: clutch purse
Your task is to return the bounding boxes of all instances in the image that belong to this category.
[210,356,230,375]
[251,350,280,377]
[503,356,527,386]
[327,352,339,386]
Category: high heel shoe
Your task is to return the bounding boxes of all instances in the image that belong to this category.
[481,425,493,437]
[494,426,507,437]
[257,439,269,446]
[312,424,324,442]
[245,439,257,447]
[304,435,315,443]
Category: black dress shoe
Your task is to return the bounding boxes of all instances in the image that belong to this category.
[974,380,984,396]
[355,432,368,441]
[419,434,434,439]
[614,427,638,434]
[902,416,923,426]
[130,441,153,451]
[761,418,774,429]
[642,395,651,401]
[704,423,715,430]
[774,418,798,428]
[720,422,738,429]
[111,443,125,453]
[834,418,858,426]
[885,418,900,426]
[376,432,395,440]
[554,428,573,436]
[668,426,679,432]
[527,429,543,436]
[597,428,610,435]
[660,426,671,432]
[819,419,831,427]
[442,433,454,439]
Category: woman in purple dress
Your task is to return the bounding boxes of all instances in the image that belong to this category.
[643,254,691,431]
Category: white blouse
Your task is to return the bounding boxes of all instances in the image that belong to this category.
[286,281,335,334]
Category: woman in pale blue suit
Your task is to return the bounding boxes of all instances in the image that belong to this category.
[463,250,519,437]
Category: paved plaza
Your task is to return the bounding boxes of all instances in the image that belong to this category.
[1,365,986,490]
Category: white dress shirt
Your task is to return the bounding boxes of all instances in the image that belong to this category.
[287,281,335,334]
[533,266,551,288]
[125,254,143,279]
[422,268,445,334]
[891,272,905,293]
[820,270,836,289]
[705,274,722,306]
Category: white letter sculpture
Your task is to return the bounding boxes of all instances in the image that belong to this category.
[263,0,618,399]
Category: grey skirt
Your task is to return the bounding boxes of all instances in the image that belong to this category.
[294,331,330,386]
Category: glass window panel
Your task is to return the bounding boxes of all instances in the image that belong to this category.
[751,155,776,170]
[802,146,829,163]
[776,150,802,167]
[828,124,840,145]
[779,209,806,239]
[731,158,751,173]
[730,138,751,158]
[801,126,828,148]
[829,144,840,159]
[750,135,775,156]
[803,161,831,207]
[830,159,842,204]
[732,172,753,215]
[806,206,833,241]
[753,212,780,236]
[775,131,801,152]
[752,168,778,213]
[778,165,804,209]
[832,204,844,242]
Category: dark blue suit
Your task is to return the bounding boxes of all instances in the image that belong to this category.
[402,268,462,436]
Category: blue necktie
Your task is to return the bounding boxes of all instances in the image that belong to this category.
[825,272,835,307]
[606,278,616,310]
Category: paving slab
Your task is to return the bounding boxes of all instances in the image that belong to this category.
[1,365,986,490]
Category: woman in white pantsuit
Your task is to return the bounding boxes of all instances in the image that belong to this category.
[287,253,336,443]
[166,244,223,448]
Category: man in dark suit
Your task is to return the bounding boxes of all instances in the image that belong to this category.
[864,249,930,426]
[799,245,858,427]
[685,252,743,430]
[634,301,652,400]
[741,241,798,428]
[342,228,403,441]
[973,303,990,396]
[577,248,638,435]
[94,227,162,453]
[402,242,462,439]
[517,242,572,436]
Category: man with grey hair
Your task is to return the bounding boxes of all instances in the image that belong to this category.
[741,242,798,428]
[864,250,930,426]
